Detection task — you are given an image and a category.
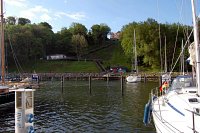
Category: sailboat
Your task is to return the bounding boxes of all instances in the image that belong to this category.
[143,0,200,132]
[0,0,15,107]
[126,29,141,83]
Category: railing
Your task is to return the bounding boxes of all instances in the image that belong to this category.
[150,87,183,132]
[150,87,200,132]
[186,109,200,133]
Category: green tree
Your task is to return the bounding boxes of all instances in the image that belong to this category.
[91,23,111,45]
[18,17,31,25]
[71,34,88,60]
[54,27,73,55]
[39,22,52,30]
[69,22,87,36]
[6,16,16,25]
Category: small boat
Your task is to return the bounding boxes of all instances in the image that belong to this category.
[126,29,141,83]
[126,74,141,83]
[0,86,15,107]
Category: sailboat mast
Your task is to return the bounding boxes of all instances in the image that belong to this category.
[134,29,137,73]
[164,36,167,73]
[191,0,200,95]
[0,0,5,84]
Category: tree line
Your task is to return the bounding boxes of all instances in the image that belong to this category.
[4,16,195,72]
[4,16,111,66]
[120,18,193,72]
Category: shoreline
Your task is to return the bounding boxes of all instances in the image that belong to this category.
[15,72,193,81]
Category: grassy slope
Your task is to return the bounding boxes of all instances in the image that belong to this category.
[10,60,99,73]
[85,43,131,70]
[10,43,130,73]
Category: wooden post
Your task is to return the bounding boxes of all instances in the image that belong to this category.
[121,76,124,96]
[107,74,109,84]
[159,75,162,86]
[89,76,92,94]
[144,73,147,83]
[61,76,64,93]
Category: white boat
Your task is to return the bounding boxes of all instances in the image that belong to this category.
[143,0,200,132]
[126,74,141,83]
[126,29,141,83]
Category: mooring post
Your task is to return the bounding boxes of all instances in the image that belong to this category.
[121,75,124,96]
[144,73,147,83]
[159,75,162,86]
[51,76,53,83]
[61,76,64,93]
[37,75,39,84]
[89,76,92,94]
[107,74,109,84]
[15,88,35,133]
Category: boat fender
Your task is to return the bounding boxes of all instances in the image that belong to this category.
[143,100,152,125]
[27,126,34,133]
[26,114,34,123]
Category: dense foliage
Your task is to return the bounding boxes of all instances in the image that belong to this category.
[120,18,193,71]
[3,16,194,72]
[4,16,111,69]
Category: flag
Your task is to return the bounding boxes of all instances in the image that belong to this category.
[160,81,169,91]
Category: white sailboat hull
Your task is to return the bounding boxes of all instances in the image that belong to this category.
[126,75,141,83]
[152,90,200,133]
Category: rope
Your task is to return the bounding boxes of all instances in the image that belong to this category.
[7,35,24,75]
[169,29,193,76]
[171,0,185,71]
[157,0,163,73]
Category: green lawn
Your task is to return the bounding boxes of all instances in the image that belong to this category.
[10,60,100,73]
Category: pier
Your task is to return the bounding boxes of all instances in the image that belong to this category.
[19,72,182,82]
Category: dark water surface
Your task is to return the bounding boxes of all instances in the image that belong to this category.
[0,80,158,133]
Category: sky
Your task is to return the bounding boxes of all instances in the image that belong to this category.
[3,0,200,33]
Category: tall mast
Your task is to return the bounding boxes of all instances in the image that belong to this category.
[0,0,5,85]
[164,36,167,73]
[191,0,200,95]
[134,29,137,73]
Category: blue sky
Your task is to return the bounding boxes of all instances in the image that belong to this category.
[4,0,199,33]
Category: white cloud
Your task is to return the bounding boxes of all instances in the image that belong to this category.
[5,0,27,8]
[20,5,51,21]
[40,13,52,21]
[55,11,86,20]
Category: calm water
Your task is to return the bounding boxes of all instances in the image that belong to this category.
[0,80,158,133]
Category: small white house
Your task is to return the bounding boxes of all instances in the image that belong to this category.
[46,54,67,60]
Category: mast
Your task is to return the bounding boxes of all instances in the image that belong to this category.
[164,36,167,73]
[0,0,5,85]
[191,0,200,95]
[181,39,184,75]
[134,29,137,73]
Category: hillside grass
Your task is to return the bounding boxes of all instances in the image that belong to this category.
[9,60,100,73]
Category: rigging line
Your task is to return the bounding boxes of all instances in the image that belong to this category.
[157,0,162,73]
[7,35,24,75]
[169,29,193,76]
[171,0,185,71]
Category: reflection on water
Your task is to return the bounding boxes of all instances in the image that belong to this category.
[0,80,157,132]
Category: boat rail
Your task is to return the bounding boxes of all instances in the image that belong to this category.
[185,109,200,132]
[150,87,183,132]
[150,87,200,132]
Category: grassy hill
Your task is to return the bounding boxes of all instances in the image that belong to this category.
[9,60,99,73]
[9,42,131,73]
[84,43,131,70]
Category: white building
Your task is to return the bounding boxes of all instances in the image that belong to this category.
[46,54,67,60]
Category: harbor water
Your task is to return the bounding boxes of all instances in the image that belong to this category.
[0,80,158,132]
